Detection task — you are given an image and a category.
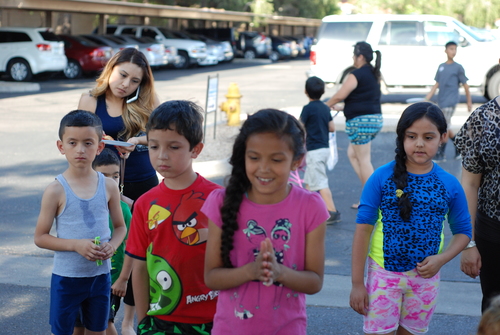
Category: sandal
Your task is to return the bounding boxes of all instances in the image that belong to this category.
[351,203,359,209]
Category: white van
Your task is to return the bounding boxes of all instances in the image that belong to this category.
[309,14,500,99]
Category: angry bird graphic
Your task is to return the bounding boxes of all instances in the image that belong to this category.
[147,244,182,315]
[172,191,208,246]
[147,202,171,230]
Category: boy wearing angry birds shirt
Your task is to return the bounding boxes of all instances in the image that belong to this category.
[125,100,222,334]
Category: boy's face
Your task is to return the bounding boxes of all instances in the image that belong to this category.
[94,164,120,186]
[57,126,104,168]
[148,127,203,184]
[445,44,457,59]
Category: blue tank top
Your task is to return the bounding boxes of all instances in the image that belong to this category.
[95,95,156,183]
[53,172,111,277]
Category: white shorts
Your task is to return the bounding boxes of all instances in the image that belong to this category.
[303,148,330,191]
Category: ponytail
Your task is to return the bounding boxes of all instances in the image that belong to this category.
[373,50,381,81]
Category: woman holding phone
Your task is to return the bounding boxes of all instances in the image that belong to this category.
[77,47,160,335]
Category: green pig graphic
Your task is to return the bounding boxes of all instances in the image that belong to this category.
[147,243,182,315]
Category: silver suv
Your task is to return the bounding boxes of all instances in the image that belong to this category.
[309,14,500,99]
[99,25,207,69]
[0,27,67,81]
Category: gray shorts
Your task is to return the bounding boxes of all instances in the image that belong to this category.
[441,106,456,127]
[303,148,330,191]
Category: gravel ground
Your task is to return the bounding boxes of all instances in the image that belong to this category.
[197,121,241,163]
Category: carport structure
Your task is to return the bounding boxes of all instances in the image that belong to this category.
[0,0,320,36]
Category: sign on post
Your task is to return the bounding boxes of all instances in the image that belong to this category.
[204,74,219,141]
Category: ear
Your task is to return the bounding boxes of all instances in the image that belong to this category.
[441,132,448,144]
[191,142,204,158]
[291,154,305,171]
[97,141,105,155]
[56,140,65,155]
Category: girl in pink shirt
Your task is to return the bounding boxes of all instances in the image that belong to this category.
[202,109,329,335]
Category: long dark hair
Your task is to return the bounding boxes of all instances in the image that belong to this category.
[394,102,447,221]
[354,41,382,81]
[220,109,306,268]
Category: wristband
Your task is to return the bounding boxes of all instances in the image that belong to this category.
[464,240,476,250]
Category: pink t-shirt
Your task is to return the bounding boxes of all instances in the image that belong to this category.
[201,185,328,335]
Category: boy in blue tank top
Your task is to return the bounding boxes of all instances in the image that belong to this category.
[34,110,127,335]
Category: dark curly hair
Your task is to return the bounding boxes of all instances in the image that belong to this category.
[394,102,447,221]
[220,109,306,268]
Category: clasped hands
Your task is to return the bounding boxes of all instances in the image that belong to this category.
[75,239,115,262]
[252,238,281,286]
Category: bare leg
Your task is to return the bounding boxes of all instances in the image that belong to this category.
[349,142,374,188]
[121,303,137,335]
[73,327,85,335]
[396,326,414,335]
[106,321,118,335]
[319,188,337,212]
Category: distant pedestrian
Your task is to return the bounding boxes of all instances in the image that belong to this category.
[202,109,328,335]
[34,110,127,335]
[425,41,472,162]
[350,102,471,334]
[477,295,500,335]
[326,41,383,209]
[300,76,340,224]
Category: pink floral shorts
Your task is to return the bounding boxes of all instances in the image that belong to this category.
[363,258,440,334]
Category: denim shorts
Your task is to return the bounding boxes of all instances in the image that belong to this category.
[345,114,383,145]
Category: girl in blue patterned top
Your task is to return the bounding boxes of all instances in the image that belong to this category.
[350,102,471,335]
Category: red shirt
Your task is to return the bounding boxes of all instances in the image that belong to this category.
[126,174,222,324]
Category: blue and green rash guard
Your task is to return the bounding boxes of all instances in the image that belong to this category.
[357,161,472,272]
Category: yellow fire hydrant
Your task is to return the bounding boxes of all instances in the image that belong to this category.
[220,82,242,126]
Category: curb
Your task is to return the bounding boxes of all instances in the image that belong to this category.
[0,81,40,93]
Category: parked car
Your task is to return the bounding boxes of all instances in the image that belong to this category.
[110,35,167,68]
[281,35,306,57]
[81,34,138,56]
[186,27,239,55]
[57,34,112,79]
[309,14,500,99]
[180,30,234,62]
[170,31,220,66]
[269,36,293,62]
[237,31,272,59]
[95,25,207,69]
[0,27,67,81]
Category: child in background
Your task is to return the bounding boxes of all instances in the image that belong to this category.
[125,100,222,334]
[350,102,471,334]
[74,148,133,335]
[425,41,472,161]
[477,296,500,335]
[35,110,127,335]
[300,76,340,224]
[202,109,328,335]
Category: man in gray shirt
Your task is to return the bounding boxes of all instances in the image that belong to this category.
[426,41,472,162]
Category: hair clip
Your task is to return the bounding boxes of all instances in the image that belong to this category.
[396,189,404,198]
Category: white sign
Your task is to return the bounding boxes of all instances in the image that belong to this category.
[206,75,219,113]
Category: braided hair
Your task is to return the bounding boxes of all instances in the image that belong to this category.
[220,109,306,268]
[394,102,447,221]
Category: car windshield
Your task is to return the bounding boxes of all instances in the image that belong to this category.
[453,20,487,42]
[39,30,61,42]
[157,28,179,39]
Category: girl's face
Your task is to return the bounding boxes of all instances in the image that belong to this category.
[403,116,447,173]
[108,62,144,100]
[245,132,300,205]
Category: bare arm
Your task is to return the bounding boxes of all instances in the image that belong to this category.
[328,120,335,132]
[112,253,133,297]
[34,181,103,260]
[460,167,482,278]
[132,259,150,321]
[463,83,473,112]
[104,178,127,259]
[350,223,374,316]
[325,73,358,109]
[77,92,97,113]
[425,82,439,101]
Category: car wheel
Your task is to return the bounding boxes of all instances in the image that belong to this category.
[269,51,280,62]
[244,50,256,60]
[174,51,190,69]
[486,71,500,100]
[64,60,82,79]
[8,59,33,82]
